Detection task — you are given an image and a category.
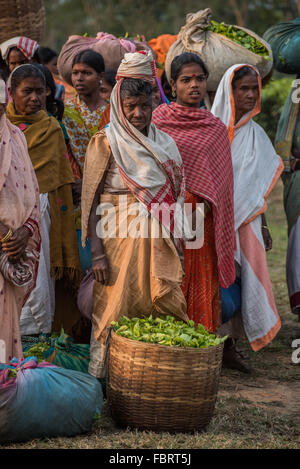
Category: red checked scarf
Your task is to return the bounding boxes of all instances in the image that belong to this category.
[153,102,235,288]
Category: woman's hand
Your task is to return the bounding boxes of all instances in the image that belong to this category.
[72,179,82,206]
[1,226,31,261]
[262,226,272,252]
[92,256,109,285]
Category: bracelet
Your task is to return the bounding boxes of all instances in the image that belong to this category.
[92,253,106,263]
[262,225,268,229]
[0,228,12,243]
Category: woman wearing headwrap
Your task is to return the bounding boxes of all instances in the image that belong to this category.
[211,64,283,365]
[153,52,236,335]
[81,50,189,378]
[0,36,40,74]
[6,64,81,337]
[0,79,41,362]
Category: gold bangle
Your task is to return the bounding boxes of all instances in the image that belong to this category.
[0,228,12,243]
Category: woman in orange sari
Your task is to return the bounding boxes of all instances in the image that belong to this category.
[153,52,236,333]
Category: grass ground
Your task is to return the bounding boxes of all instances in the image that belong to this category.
[2,181,300,449]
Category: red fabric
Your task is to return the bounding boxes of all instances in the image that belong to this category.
[181,193,221,332]
[152,102,235,288]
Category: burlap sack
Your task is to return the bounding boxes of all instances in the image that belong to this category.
[165,8,273,91]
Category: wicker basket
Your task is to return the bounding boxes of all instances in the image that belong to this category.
[107,329,224,433]
[0,0,46,44]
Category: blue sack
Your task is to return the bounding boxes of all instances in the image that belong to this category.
[221,278,241,324]
[0,357,102,443]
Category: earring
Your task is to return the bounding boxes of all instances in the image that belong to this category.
[172,90,176,98]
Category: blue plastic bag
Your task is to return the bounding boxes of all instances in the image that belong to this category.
[221,277,241,324]
[0,357,102,443]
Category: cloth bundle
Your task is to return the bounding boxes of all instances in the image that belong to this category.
[58,32,150,87]
[264,19,300,75]
[0,357,102,443]
[165,8,273,91]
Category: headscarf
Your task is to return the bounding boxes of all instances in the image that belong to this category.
[0,36,39,62]
[152,101,236,288]
[103,50,190,245]
[211,64,283,230]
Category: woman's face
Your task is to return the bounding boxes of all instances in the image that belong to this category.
[232,73,259,118]
[152,82,161,109]
[46,56,58,76]
[122,93,152,135]
[99,79,113,103]
[8,49,29,73]
[12,77,46,115]
[171,63,207,108]
[71,62,102,97]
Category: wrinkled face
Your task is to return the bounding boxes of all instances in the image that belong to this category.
[152,82,161,109]
[46,56,58,76]
[8,49,29,73]
[122,94,152,134]
[232,73,259,118]
[12,77,46,115]
[99,79,113,103]
[71,62,102,96]
[171,63,207,108]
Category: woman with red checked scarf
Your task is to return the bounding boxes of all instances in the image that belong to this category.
[153,52,236,336]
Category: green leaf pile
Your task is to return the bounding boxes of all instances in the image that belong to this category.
[207,21,270,58]
[111,315,226,348]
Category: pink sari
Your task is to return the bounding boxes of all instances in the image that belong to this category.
[0,114,41,363]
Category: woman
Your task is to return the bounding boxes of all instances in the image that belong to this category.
[81,51,189,378]
[0,80,40,362]
[63,50,109,273]
[211,64,283,364]
[0,36,40,75]
[275,79,300,319]
[99,69,117,104]
[6,64,81,337]
[153,52,236,334]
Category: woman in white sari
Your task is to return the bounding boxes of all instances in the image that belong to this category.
[211,64,284,371]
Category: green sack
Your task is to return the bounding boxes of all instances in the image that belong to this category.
[264,19,300,74]
[43,330,90,374]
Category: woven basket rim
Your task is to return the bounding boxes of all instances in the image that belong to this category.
[110,328,224,353]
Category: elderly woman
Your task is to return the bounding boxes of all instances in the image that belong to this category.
[6,64,81,337]
[81,51,189,378]
[211,64,283,370]
[0,80,40,362]
[153,52,236,334]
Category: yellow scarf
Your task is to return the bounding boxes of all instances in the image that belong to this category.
[6,103,81,284]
